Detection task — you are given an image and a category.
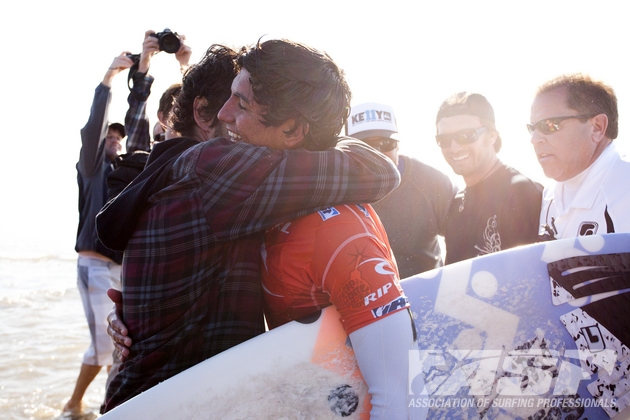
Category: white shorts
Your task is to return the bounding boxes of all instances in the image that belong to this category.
[77,256,122,366]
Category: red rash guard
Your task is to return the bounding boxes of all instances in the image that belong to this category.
[262,204,409,334]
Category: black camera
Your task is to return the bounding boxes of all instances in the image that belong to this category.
[151,28,181,54]
[126,53,140,63]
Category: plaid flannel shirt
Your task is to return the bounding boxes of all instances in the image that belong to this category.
[124,72,153,154]
[103,137,400,411]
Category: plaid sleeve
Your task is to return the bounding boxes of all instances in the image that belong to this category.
[187,137,400,241]
[124,72,153,154]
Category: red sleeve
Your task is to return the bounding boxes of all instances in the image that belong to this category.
[313,204,409,334]
[262,204,409,334]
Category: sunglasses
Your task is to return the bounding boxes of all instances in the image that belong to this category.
[363,138,398,153]
[435,126,487,149]
[526,114,596,135]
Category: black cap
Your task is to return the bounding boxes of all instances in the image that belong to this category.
[108,122,126,138]
[436,92,501,152]
[435,92,495,125]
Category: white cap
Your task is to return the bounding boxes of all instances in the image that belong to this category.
[345,102,399,141]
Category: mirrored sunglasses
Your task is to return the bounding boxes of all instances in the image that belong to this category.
[363,138,398,153]
[435,126,487,149]
[526,114,596,135]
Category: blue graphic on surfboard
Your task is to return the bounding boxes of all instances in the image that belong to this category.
[406,232,630,419]
[100,233,630,419]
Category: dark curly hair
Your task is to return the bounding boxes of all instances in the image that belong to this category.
[158,83,182,120]
[238,39,351,151]
[171,44,238,138]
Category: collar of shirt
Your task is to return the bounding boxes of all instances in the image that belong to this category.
[552,141,619,212]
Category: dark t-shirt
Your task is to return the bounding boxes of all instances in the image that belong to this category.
[444,164,542,264]
[372,155,456,278]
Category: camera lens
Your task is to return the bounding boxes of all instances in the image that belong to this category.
[159,33,181,54]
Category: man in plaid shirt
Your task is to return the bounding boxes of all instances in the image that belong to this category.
[66,31,192,417]
[98,40,400,413]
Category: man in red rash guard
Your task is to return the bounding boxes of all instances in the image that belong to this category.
[262,203,408,334]
[260,202,422,419]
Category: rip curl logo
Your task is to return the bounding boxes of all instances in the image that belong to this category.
[363,282,392,306]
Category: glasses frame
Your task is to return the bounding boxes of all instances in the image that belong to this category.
[526,114,597,135]
[435,126,487,149]
[363,137,399,153]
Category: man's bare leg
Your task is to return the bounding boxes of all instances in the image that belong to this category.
[63,363,103,413]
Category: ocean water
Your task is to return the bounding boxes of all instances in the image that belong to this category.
[0,253,110,420]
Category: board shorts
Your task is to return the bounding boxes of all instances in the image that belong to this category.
[77,255,122,366]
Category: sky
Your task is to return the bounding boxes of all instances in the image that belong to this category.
[2,0,630,257]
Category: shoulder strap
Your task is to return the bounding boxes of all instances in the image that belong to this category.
[96,138,198,251]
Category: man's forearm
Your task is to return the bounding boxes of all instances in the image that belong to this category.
[125,71,154,153]
[350,310,426,420]
[78,84,111,175]
[200,138,401,242]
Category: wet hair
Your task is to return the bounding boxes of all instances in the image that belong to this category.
[158,83,182,121]
[238,39,351,151]
[436,92,502,153]
[536,73,618,140]
[171,44,239,137]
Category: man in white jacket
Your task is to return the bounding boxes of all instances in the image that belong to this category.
[529,73,630,240]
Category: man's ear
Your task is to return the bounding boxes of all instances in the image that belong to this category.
[591,113,609,143]
[193,97,214,133]
[282,120,309,149]
[487,129,498,146]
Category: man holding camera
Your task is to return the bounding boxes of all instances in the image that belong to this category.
[65,30,190,417]
[65,51,139,417]
[106,29,190,199]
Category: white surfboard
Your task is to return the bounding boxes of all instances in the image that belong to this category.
[101,304,371,419]
[101,233,630,419]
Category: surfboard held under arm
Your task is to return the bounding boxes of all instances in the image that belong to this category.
[101,233,630,419]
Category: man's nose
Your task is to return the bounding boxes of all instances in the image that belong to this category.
[447,140,464,152]
[217,99,233,123]
[530,129,545,145]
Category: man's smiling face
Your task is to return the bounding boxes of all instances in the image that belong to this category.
[437,114,497,185]
[217,69,289,150]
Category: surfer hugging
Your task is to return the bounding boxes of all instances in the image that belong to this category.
[99,38,423,419]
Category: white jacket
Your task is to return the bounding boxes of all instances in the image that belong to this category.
[539,142,630,239]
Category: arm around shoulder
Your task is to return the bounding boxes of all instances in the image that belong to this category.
[334,138,401,202]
